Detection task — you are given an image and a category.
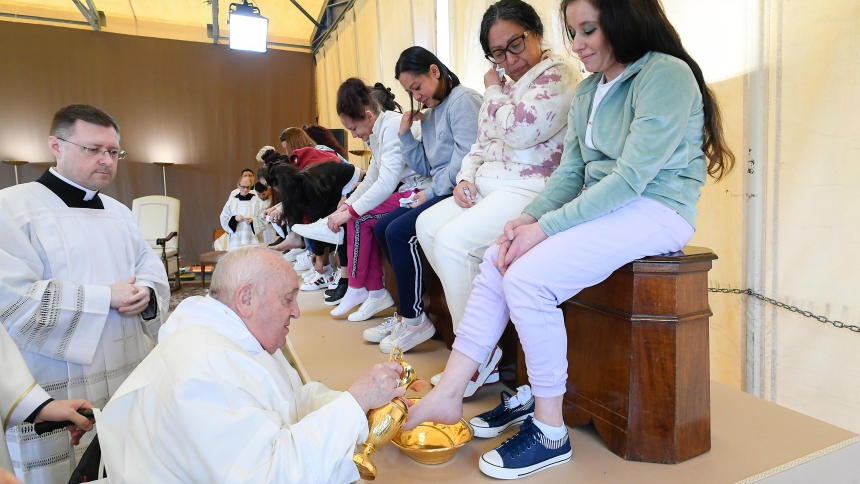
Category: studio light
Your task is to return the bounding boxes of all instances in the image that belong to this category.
[228,0,268,53]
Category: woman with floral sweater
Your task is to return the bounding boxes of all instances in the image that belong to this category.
[415,0,580,395]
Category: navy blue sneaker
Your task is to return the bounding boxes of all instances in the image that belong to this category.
[479,417,572,479]
[469,389,535,438]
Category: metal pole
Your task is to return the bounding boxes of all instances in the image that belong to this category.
[14,166,19,185]
[162,166,167,196]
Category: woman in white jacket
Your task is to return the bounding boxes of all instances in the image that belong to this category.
[324,78,431,322]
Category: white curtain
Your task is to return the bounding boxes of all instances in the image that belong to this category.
[312,0,860,434]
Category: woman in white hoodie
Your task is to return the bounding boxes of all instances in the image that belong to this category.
[323,78,431,322]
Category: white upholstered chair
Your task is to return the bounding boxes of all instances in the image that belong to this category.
[132,195,181,292]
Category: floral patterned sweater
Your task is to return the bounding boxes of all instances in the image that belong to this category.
[456,51,580,184]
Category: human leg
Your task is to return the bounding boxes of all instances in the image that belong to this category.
[501,197,694,421]
[404,244,511,427]
[432,177,545,332]
[415,196,465,270]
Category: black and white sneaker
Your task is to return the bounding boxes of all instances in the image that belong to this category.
[470,386,535,438]
[324,279,348,306]
[478,416,571,480]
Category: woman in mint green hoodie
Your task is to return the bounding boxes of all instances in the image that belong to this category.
[406,0,736,479]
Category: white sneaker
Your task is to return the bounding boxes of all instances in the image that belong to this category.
[347,291,395,322]
[283,247,307,262]
[291,217,345,245]
[363,313,401,343]
[379,314,436,353]
[430,346,503,398]
[293,251,312,272]
[301,268,335,291]
[328,268,342,289]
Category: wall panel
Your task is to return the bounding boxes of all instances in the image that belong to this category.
[0,21,315,262]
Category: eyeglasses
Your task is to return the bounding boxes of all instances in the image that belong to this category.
[57,137,127,160]
[485,31,529,64]
[239,185,252,190]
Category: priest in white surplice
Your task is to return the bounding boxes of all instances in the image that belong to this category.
[99,246,407,483]
[220,177,265,249]
[0,105,169,483]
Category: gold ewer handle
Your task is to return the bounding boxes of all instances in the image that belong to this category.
[353,347,417,481]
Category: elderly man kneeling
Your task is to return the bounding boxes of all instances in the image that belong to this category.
[99,246,406,483]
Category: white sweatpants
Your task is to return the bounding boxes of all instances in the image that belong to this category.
[415,176,546,332]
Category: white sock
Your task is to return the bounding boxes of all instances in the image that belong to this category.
[402,314,424,327]
[320,265,333,275]
[533,418,567,441]
[330,286,368,315]
[368,288,387,299]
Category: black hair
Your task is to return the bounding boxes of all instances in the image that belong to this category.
[370,83,402,113]
[267,161,345,226]
[479,0,545,56]
[241,168,253,176]
[395,46,461,116]
[336,78,382,120]
[559,0,734,180]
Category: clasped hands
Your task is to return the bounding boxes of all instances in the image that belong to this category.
[495,213,547,275]
[109,276,150,316]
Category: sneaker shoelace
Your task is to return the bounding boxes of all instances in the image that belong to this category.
[388,320,410,340]
[375,313,399,331]
[483,391,516,420]
[496,417,539,458]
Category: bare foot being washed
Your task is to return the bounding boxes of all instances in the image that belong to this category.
[403,385,464,430]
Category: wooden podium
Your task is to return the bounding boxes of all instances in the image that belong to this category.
[557,246,717,463]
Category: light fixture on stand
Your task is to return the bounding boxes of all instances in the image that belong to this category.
[3,160,29,185]
[228,0,268,53]
[153,162,174,196]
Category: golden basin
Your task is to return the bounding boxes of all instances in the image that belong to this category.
[390,398,474,465]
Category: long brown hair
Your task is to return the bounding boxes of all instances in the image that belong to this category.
[336,78,380,120]
[560,0,734,180]
[278,127,316,156]
[302,124,349,159]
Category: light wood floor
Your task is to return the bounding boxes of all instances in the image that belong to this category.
[285,283,860,483]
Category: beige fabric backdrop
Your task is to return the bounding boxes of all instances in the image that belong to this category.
[311,0,860,434]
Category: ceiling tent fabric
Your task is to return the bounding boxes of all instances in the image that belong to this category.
[0,0,326,50]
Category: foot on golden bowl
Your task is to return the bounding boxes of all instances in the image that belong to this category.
[391,398,474,465]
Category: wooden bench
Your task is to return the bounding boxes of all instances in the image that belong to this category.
[383,245,716,464]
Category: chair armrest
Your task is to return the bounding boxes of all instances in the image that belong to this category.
[156,232,178,247]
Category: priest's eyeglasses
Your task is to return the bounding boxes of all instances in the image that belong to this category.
[485,31,530,64]
[57,137,127,160]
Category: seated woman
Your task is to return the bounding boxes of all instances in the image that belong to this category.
[323,79,431,323]
[406,0,734,479]
[367,46,482,353]
[415,0,580,393]
[267,160,362,289]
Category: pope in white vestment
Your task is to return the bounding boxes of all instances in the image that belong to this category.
[99,246,407,484]
[0,106,169,483]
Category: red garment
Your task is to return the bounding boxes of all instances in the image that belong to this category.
[290,147,341,169]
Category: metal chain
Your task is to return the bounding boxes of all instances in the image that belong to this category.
[709,288,860,333]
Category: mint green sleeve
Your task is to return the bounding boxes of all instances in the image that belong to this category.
[522,102,585,221]
[534,63,699,237]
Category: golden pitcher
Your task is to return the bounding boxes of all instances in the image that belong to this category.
[353,347,418,480]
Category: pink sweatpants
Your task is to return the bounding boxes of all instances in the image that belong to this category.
[346,191,415,290]
[451,197,695,398]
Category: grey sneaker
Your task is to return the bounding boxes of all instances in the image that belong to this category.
[363,313,401,343]
[379,314,436,353]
